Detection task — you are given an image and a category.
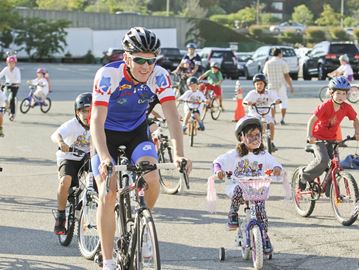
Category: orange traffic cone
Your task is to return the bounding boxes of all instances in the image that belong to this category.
[233,81,245,122]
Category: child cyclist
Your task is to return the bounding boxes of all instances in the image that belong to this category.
[27,67,50,105]
[51,92,92,235]
[299,76,359,190]
[213,116,282,250]
[178,76,206,133]
[243,73,281,152]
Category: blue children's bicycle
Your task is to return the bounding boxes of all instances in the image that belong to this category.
[20,83,51,114]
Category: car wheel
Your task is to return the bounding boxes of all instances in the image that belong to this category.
[244,68,251,80]
[291,73,298,80]
[303,65,311,80]
[318,65,326,80]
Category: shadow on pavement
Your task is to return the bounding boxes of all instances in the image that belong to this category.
[0,257,86,270]
[0,156,56,166]
[0,194,56,214]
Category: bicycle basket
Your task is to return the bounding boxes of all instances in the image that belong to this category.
[238,177,271,201]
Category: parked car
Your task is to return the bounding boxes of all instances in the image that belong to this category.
[244,45,299,80]
[199,47,240,79]
[101,48,124,65]
[156,47,183,71]
[235,52,253,77]
[302,41,359,80]
[269,21,306,33]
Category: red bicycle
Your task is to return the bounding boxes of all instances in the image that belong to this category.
[291,136,359,226]
[199,82,221,121]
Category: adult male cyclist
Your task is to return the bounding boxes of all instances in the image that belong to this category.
[91,27,192,270]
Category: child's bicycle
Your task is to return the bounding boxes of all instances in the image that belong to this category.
[291,135,359,226]
[180,100,205,147]
[199,82,222,121]
[245,102,277,154]
[219,176,273,270]
[20,83,51,114]
[0,82,19,121]
[319,84,359,103]
[151,118,190,194]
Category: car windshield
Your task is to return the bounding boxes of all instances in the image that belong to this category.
[161,48,181,56]
[330,44,358,54]
[212,51,233,59]
[269,48,296,57]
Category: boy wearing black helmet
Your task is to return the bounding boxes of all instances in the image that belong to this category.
[178,76,206,133]
[243,73,281,151]
[299,76,359,191]
[51,92,92,235]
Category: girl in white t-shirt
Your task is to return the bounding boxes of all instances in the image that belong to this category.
[213,116,282,250]
[50,92,92,235]
[178,76,206,133]
[27,67,49,103]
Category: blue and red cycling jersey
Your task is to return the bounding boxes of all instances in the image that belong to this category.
[92,61,175,132]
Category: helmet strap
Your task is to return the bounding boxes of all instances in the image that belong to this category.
[75,111,90,130]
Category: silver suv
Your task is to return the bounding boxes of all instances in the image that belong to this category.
[244,46,299,80]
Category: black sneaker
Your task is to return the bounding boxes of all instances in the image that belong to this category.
[54,214,66,235]
[280,119,286,125]
[264,238,273,253]
[227,212,239,230]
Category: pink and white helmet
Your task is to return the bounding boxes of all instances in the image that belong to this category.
[6,55,17,63]
[36,67,46,74]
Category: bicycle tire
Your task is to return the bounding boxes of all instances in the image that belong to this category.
[330,171,359,226]
[189,121,195,147]
[240,228,250,260]
[20,99,31,114]
[210,98,221,120]
[265,132,272,154]
[136,209,160,270]
[40,97,51,113]
[251,225,263,270]
[158,146,180,194]
[319,86,330,102]
[77,194,101,259]
[200,104,207,121]
[292,167,316,217]
[348,85,359,104]
[58,201,75,246]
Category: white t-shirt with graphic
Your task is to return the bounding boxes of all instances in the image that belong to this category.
[213,149,282,197]
[178,90,206,112]
[30,77,49,96]
[52,118,91,165]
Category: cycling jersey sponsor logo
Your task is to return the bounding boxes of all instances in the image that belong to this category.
[119,84,131,91]
[142,144,152,151]
[116,98,127,105]
[96,76,112,95]
[156,74,171,94]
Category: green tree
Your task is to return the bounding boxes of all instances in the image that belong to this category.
[37,0,85,10]
[181,0,207,19]
[235,7,256,27]
[9,0,37,7]
[291,5,313,25]
[343,17,358,27]
[0,0,20,32]
[15,17,69,59]
[315,4,340,26]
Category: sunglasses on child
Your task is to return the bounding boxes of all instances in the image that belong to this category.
[129,55,157,65]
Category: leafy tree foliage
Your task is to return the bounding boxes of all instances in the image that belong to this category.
[291,5,314,25]
[315,4,340,26]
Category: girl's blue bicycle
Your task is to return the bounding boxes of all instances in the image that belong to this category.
[219,176,273,270]
[20,84,51,114]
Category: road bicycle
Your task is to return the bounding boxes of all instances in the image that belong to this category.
[219,176,273,270]
[103,146,178,269]
[151,119,189,194]
[319,84,359,103]
[199,82,221,121]
[20,83,51,114]
[245,102,277,154]
[55,147,95,247]
[291,135,359,226]
[0,82,19,121]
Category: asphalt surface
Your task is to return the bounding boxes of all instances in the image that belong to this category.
[0,63,359,270]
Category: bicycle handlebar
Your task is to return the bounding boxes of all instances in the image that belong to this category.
[243,102,277,116]
[307,135,356,145]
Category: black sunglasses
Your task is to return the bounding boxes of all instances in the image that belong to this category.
[130,55,157,65]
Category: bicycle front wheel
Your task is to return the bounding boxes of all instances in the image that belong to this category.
[78,194,101,260]
[319,86,330,102]
[58,201,76,246]
[250,225,263,270]
[20,98,31,114]
[200,105,207,121]
[330,171,359,226]
[158,146,181,194]
[348,85,359,104]
[136,209,160,270]
[292,167,316,217]
[210,98,221,120]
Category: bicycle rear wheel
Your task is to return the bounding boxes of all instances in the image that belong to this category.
[210,99,221,120]
[78,193,100,260]
[158,146,181,194]
[348,85,359,104]
[319,86,330,102]
[291,167,316,217]
[330,171,359,226]
[58,200,76,246]
[136,209,160,270]
[189,121,195,147]
[40,97,51,113]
